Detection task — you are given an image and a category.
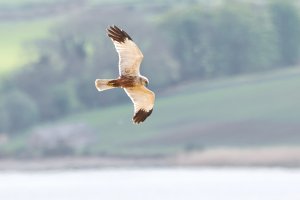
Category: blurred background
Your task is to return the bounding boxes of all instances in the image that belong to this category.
[1,0,300,169]
[1,0,300,199]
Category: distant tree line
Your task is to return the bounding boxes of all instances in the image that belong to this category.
[0,0,300,134]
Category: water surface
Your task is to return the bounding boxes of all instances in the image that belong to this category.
[0,168,299,200]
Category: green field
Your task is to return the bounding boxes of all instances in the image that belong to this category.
[28,67,299,156]
[0,0,138,75]
[2,67,300,157]
[0,0,83,74]
[0,19,59,73]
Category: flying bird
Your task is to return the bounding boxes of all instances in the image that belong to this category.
[95,25,155,124]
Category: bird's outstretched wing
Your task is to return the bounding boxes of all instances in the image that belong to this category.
[107,25,144,76]
[124,86,155,124]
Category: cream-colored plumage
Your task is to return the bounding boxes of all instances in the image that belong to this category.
[95,25,155,124]
[124,86,155,122]
[113,37,144,76]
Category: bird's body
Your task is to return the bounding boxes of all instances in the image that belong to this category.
[95,25,155,124]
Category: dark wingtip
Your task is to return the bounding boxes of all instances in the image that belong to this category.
[133,109,153,124]
[106,25,132,43]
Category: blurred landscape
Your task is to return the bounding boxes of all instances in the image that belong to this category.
[0,0,300,169]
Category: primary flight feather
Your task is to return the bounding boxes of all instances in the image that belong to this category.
[95,25,155,124]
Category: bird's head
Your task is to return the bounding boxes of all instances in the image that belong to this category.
[141,76,149,87]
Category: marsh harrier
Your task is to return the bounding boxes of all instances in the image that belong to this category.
[95,25,155,124]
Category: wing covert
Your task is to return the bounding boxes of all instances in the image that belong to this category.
[124,86,155,124]
[107,25,143,76]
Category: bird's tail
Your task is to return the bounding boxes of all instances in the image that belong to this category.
[95,79,116,91]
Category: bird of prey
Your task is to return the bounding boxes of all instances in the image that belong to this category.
[95,25,155,124]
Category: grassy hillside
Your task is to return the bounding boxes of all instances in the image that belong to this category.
[0,0,146,74]
[20,67,298,156]
[0,0,78,74]
[0,19,59,73]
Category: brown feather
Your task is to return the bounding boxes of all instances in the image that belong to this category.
[108,76,136,88]
[133,109,153,124]
[107,25,132,43]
